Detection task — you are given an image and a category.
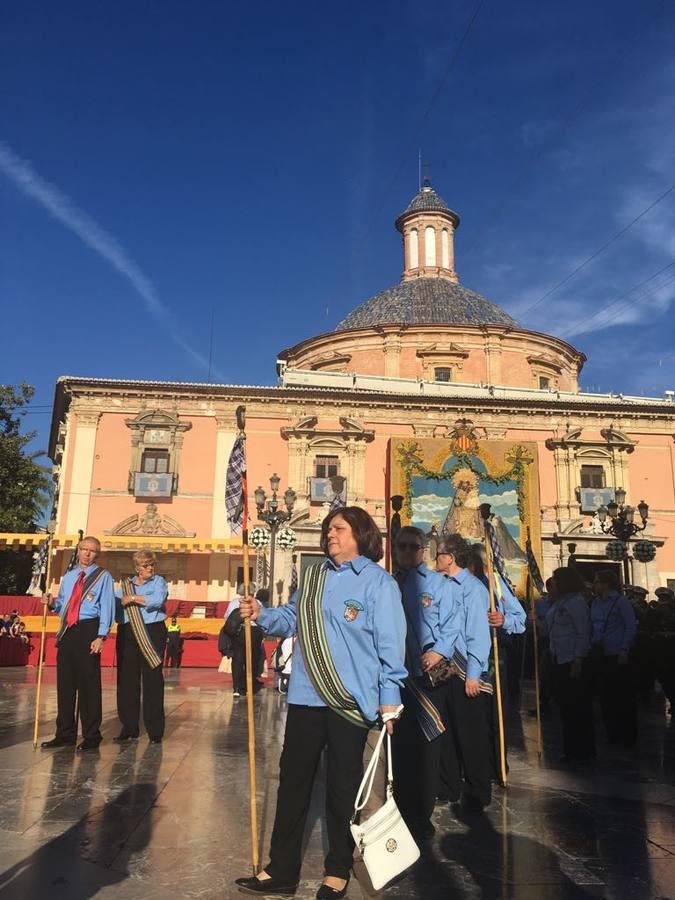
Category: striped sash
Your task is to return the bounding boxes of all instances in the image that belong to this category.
[404,676,446,742]
[122,577,162,669]
[56,567,107,644]
[449,648,494,695]
[296,563,371,729]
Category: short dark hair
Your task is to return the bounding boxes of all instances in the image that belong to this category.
[395,526,427,548]
[552,566,586,596]
[436,533,470,568]
[594,569,619,591]
[545,576,557,598]
[255,588,270,606]
[320,506,383,562]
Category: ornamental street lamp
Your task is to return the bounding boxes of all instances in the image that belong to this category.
[255,474,296,605]
[596,489,649,583]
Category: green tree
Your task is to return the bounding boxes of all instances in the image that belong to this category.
[0,383,51,592]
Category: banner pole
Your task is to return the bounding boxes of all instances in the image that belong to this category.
[237,405,260,875]
[480,505,508,786]
[33,525,55,750]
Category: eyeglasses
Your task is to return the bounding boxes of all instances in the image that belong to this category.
[397,542,423,551]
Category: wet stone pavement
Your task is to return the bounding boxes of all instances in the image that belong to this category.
[0,668,673,900]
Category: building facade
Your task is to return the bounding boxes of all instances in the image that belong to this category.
[47,182,675,600]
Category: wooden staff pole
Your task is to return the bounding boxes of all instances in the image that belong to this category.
[480,504,508,786]
[237,405,260,875]
[33,525,55,749]
[527,572,543,758]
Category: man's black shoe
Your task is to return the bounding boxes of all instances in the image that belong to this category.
[76,739,101,752]
[460,795,486,814]
[41,737,75,749]
[235,874,298,895]
[316,878,349,899]
[112,733,139,743]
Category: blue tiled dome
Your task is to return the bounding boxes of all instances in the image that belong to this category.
[335,277,518,331]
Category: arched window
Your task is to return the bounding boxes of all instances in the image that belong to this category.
[409,229,419,269]
[441,229,449,268]
[425,226,436,266]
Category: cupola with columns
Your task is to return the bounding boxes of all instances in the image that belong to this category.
[395,178,460,282]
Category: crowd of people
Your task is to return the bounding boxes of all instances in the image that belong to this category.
[0,611,30,644]
[30,518,674,899]
[536,569,675,764]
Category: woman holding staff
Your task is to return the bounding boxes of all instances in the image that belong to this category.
[114,550,168,744]
[235,506,407,900]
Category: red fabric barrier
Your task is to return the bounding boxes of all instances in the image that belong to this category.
[0,596,43,615]
[22,633,223,668]
[0,596,232,619]
[0,637,31,666]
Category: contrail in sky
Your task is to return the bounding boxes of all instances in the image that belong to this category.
[0,140,216,375]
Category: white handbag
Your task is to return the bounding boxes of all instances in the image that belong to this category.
[350,715,420,891]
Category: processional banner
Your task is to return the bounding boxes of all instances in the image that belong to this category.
[388,435,543,596]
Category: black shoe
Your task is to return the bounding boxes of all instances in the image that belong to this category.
[149,737,162,744]
[235,875,298,895]
[316,879,350,900]
[112,733,139,743]
[460,795,486,814]
[76,739,101,752]
[41,737,75,749]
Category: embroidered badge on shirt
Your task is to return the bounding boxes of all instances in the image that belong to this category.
[420,592,433,608]
[344,600,364,622]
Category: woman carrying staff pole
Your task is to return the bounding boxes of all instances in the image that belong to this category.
[234,506,407,900]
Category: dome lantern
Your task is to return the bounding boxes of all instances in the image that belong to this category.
[394,178,461,283]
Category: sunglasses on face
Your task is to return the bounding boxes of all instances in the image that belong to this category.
[397,542,423,551]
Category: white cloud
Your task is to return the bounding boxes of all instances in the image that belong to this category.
[477,490,517,510]
[0,141,219,376]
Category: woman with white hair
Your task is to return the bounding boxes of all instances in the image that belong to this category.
[115,550,169,743]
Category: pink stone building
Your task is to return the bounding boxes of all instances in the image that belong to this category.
[47,182,675,601]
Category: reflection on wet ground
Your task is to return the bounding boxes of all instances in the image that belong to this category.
[0,668,673,899]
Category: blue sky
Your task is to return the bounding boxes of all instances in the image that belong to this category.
[2,0,675,452]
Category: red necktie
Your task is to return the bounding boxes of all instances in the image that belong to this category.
[65,572,86,628]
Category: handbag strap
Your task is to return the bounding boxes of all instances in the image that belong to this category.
[352,706,402,818]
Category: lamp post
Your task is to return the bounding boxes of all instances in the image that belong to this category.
[254,474,296,606]
[596,489,649,584]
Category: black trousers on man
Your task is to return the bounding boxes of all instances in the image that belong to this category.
[589,652,637,747]
[231,626,263,694]
[550,660,595,761]
[393,680,452,832]
[55,618,102,744]
[440,676,492,808]
[116,621,167,739]
[165,633,181,668]
[266,705,369,884]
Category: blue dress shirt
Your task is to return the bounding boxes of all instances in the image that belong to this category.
[115,575,168,625]
[256,555,407,723]
[494,575,527,635]
[54,564,115,638]
[545,592,591,664]
[449,568,492,680]
[591,591,637,655]
[398,563,459,676]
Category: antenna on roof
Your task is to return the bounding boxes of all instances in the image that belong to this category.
[207,307,215,382]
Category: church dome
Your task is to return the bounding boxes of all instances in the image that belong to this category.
[336,277,518,331]
[335,179,516,332]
